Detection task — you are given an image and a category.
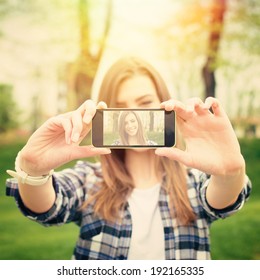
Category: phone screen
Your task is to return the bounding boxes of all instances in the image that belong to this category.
[92,109,175,148]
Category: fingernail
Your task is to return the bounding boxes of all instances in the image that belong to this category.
[102,148,111,154]
[83,115,92,124]
[97,148,111,154]
[186,105,193,112]
[66,136,71,145]
[71,132,80,143]
[155,149,163,155]
[90,147,111,154]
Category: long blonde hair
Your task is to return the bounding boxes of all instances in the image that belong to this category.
[85,57,196,225]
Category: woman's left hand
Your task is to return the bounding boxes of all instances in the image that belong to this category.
[155,97,245,176]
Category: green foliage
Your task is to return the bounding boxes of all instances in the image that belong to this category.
[0,84,19,133]
[228,0,260,55]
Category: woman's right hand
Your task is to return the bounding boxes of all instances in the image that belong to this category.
[19,100,110,176]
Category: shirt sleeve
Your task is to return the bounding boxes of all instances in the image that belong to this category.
[5,161,102,226]
[192,170,252,223]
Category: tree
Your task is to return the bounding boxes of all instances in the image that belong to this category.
[154,0,215,100]
[156,0,259,105]
[0,84,19,133]
[0,0,81,130]
[215,0,260,119]
[67,0,113,109]
[202,0,227,98]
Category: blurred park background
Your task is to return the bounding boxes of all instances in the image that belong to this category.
[0,0,259,259]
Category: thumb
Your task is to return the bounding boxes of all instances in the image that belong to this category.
[69,145,111,160]
[155,148,192,167]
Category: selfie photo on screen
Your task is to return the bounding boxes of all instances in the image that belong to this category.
[103,110,165,146]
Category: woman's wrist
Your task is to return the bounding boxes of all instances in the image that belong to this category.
[19,150,52,177]
[6,151,54,186]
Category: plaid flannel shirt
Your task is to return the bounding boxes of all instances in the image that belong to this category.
[6,161,251,260]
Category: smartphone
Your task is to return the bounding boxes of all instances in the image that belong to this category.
[92,108,175,148]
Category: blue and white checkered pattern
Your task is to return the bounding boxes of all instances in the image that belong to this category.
[6,161,251,260]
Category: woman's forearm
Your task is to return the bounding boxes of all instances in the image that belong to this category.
[18,178,56,214]
[206,157,246,209]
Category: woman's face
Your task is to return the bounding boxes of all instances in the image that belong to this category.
[124,113,138,136]
[116,75,161,109]
[116,74,161,152]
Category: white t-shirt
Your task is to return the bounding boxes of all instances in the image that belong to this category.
[127,183,165,260]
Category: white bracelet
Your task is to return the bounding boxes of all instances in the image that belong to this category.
[6,152,54,186]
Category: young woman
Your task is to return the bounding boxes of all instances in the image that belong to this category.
[112,110,156,146]
[6,57,251,260]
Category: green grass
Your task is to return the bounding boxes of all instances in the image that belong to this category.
[0,141,78,260]
[0,138,259,259]
[210,201,260,259]
[210,138,260,260]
